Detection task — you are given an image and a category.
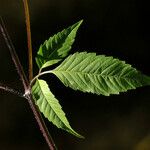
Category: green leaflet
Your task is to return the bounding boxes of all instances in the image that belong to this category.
[31,79,83,138]
[51,52,150,96]
[36,20,83,69]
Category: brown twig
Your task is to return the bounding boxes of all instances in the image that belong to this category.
[0,84,24,98]
[23,0,33,81]
[0,17,29,92]
[25,94,57,150]
[0,13,57,150]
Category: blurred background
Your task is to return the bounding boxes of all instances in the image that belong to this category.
[0,0,150,149]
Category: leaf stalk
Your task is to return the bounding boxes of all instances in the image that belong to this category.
[30,70,52,86]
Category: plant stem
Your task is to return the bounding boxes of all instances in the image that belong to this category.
[0,17,57,150]
[24,93,57,150]
[23,0,33,81]
[0,17,29,92]
[0,84,24,98]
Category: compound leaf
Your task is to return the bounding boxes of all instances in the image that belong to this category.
[31,79,83,138]
[36,20,83,69]
[51,52,150,96]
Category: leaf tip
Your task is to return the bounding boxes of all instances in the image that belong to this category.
[79,19,83,24]
[70,129,85,139]
[74,19,83,29]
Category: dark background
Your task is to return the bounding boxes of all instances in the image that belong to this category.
[0,0,150,150]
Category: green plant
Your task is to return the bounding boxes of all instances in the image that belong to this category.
[0,1,150,150]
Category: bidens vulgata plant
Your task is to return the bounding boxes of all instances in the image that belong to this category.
[0,0,150,150]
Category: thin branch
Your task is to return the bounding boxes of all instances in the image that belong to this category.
[0,17,29,92]
[0,7,57,150]
[0,84,24,98]
[25,94,57,150]
[0,85,57,150]
[23,0,33,81]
